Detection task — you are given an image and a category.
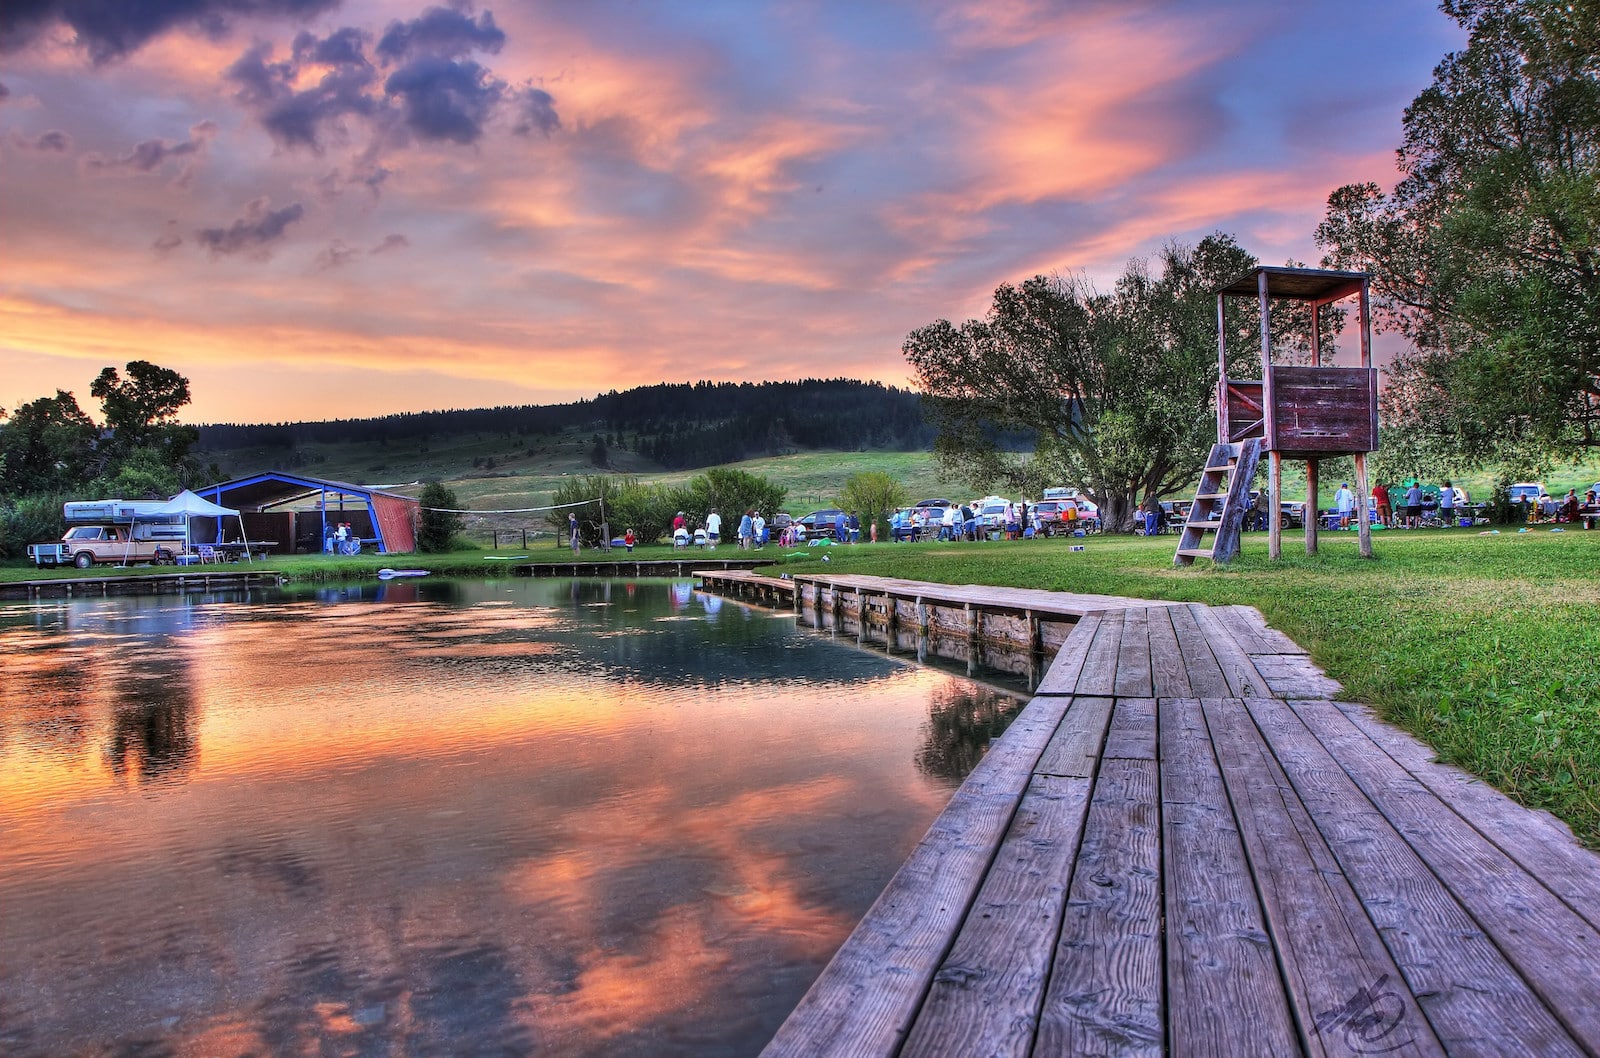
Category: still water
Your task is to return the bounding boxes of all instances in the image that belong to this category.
[0,578,1022,1058]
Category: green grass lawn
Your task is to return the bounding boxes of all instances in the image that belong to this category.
[6,525,1596,848]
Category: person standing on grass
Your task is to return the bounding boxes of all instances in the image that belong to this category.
[706,509,721,549]
[752,511,766,550]
[624,528,636,553]
[1334,482,1355,529]
[568,512,580,555]
[1372,482,1392,528]
[1438,480,1456,526]
[1404,481,1423,528]
[738,510,753,549]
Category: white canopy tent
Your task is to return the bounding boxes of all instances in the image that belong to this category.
[151,489,248,562]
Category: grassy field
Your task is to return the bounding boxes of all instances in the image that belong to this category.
[8,524,1595,846]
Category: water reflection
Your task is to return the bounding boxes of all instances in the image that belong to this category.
[0,579,1020,1058]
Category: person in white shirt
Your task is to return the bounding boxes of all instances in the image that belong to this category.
[706,510,721,549]
[752,513,766,549]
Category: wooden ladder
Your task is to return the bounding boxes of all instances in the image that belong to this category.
[1174,437,1261,566]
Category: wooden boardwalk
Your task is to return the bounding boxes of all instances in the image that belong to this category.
[761,598,1600,1058]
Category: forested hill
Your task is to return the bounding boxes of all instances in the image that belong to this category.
[198,379,935,471]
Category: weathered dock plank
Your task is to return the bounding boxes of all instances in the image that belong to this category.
[898,773,1095,1058]
[1035,696,1113,778]
[1288,699,1600,1051]
[1243,695,1586,1058]
[1328,700,1600,930]
[1160,698,1298,1058]
[1146,606,1192,698]
[1035,613,1102,696]
[1202,696,1445,1058]
[1035,757,1164,1058]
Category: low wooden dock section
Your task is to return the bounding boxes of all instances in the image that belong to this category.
[0,569,285,600]
[512,557,772,578]
[698,570,1174,661]
[759,595,1600,1058]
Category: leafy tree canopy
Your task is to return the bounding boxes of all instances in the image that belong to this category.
[1317,0,1600,468]
[839,471,907,537]
[905,234,1283,532]
[417,481,465,552]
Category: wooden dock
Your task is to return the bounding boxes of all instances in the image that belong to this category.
[758,593,1600,1058]
[0,569,285,600]
[512,557,773,578]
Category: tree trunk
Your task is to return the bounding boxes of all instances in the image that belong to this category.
[1099,493,1139,533]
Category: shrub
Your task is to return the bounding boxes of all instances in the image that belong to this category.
[0,494,68,560]
[417,481,465,552]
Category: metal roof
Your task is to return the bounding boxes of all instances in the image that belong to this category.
[200,471,418,511]
[1215,266,1368,301]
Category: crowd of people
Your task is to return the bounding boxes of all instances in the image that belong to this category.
[582,481,1599,553]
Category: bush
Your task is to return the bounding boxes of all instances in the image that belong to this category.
[417,481,465,552]
[549,475,670,546]
[0,494,68,559]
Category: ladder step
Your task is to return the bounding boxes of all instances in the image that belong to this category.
[1204,463,1237,472]
[1188,519,1223,529]
[1176,547,1214,558]
[1195,492,1227,500]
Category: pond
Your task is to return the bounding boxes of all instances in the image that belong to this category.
[0,577,1024,1058]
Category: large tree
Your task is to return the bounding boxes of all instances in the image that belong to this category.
[0,391,97,497]
[90,360,198,469]
[904,235,1269,532]
[1317,0,1600,465]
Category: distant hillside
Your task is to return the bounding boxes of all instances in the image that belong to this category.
[198,379,934,473]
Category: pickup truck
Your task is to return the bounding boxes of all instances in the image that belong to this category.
[27,525,178,568]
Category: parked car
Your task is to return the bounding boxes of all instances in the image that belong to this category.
[976,496,1011,530]
[1244,491,1305,529]
[1507,482,1546,506]
[798,509,846,535]
[1034,500,1070,535]
[29,524,178,568]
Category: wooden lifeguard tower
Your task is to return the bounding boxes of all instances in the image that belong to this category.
[1175,266,1377,565]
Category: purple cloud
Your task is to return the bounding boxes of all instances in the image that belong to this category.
[83,121,215,178]
[292,25,368,67]
[153,223,184,252]
[375,6,504,62]
[513,86,559,137]
[14,128,71,151]
[370,233,409,254]
[384,57,502,144]
[1,0,338,64]
[313,239,358,270]
[196,196,304,257]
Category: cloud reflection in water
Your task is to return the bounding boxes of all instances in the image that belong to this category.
[0,578,1022,1057]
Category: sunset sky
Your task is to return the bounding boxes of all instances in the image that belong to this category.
[1,1,1462,424]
